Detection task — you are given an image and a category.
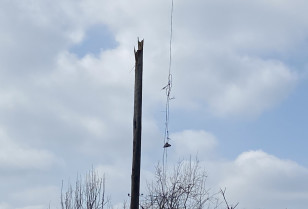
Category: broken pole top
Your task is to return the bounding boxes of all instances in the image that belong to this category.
[130,39,144,209]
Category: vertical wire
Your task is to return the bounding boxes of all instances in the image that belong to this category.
[162,0,174,184]
[169,0,174,77]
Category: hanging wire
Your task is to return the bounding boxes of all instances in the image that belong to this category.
[162,0,174,179]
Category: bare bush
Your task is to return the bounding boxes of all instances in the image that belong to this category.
[141,159,219,209]
[59,163,237,209]
[61,168,110,209]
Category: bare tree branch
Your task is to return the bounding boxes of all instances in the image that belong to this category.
[61,169,111,209]
[141,158,218,209]
[220,188,239,209]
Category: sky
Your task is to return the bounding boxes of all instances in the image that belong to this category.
[0,0,308,208]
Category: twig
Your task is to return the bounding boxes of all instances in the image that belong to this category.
[220,188,239,209]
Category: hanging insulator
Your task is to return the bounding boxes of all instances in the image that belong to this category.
[163,142,171,148]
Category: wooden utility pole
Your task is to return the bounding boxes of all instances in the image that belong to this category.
[130,39,144,209]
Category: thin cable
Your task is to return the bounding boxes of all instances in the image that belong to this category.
[162,0,174,180]
[168,0,174,76]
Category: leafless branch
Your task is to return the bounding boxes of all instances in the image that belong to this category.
[141,158,218,209]
[61,169,111,209]
[220,188,239,209]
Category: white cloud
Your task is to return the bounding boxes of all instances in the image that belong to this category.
[175,0,308,52]
[0,0,301,120]
[204,56,298,117]
[206,150,308,209]
[11,186,59,208]
[169,0,304,117]
[173,35,298,118]
[96,163,131,204]
[0,89,27,110]
[0,202,11,209]
[170,130,218,158]
[0,0,307,208]
[16,206,46,209]
[0,203,46,209]
[0,129,62,170]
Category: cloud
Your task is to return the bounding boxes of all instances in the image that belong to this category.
[0,129,62,171]
[175,0,308,53]
[0,0,302,122]
[0,202,10,209]
[206,150,308,209]
[170,130,218,158]
[173,28,299,118]
[0,203,47,209]
[16,206,46,209]
[69,24,118,58]
[166,0,304,117]
[96,163,131,204]
[201,55,298,117]
[0,0,307,208]
[0,89,27,110]
[11,186,59,209]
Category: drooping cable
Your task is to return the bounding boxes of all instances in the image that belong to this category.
[162,0,174,180]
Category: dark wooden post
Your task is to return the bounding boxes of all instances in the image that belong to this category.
[130,39,144,209]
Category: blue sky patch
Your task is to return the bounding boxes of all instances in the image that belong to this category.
[70,24,117,58]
